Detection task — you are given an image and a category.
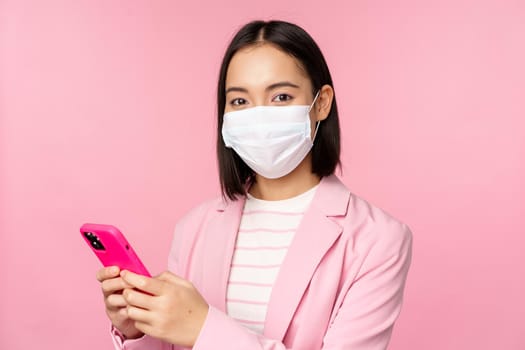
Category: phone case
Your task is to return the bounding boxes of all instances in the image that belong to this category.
[80,223,151,277]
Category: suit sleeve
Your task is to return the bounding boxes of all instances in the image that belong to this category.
[322,222,413,349]
[110,326,176,350]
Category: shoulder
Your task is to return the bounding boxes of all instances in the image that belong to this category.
[174,195,233,234]
[342,192,413,265]
[349,193,412,238]
[168,195,239,273]
[316,175,412,257]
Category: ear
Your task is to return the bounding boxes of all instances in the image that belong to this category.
[313,84,334,122]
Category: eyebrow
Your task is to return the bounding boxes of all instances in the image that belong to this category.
[225,81,300,94]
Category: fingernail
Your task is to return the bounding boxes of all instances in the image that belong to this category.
[110,266,118,274]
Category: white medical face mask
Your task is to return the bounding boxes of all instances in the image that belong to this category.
[221,92,320,179]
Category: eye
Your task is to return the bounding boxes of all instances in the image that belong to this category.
[272,94,293,103]
[230,98,247,106]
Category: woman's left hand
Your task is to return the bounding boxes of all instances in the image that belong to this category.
[120,270,209,347]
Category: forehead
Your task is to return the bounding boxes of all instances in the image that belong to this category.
[225,44,310,88]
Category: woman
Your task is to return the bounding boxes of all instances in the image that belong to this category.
[97,20,413,350]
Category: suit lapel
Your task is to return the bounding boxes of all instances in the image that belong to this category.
[263,175,350,340]
[200,197,245,312]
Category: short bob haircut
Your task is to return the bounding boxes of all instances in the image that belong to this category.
[217,20,341,200]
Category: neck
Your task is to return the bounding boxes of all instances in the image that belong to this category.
[249,154,321,201]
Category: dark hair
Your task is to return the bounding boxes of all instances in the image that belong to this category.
[217,20,341,200]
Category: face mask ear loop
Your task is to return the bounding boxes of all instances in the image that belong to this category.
[309,90,321,142]
[312,121,321,142]
[308,90,321,113]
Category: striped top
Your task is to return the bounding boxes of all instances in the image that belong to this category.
[226,185,318,334]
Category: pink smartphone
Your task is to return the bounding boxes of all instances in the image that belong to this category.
[80,223,151,277]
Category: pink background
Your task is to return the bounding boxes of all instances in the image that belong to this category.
[1,0,524,349]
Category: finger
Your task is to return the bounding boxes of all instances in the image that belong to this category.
[96,266,120,282]
[118,307,128,317]
[106,294,127,309]
[126,305,154,324]
[121,270,165,296]
[123,288,156,310]
[101,277,133,297]
[132,321,158,339]
[155,271,190,287]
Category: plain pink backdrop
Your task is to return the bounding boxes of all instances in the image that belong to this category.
[1,0,524,349]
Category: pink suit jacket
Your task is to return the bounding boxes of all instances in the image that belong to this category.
[113,175,413,350]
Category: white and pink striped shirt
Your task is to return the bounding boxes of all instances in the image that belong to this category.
[226,185,318,334]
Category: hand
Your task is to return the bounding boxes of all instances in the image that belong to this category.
[96,266,144,339]
[121,270,209,347]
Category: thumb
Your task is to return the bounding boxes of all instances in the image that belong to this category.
[155,271,186,285]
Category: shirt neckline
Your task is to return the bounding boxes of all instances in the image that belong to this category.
[246,184,319,205]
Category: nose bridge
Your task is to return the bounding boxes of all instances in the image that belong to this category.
[251,89,267,107]
[253,98,266,107]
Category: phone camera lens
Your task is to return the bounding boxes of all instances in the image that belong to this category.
[84,232,106,251]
